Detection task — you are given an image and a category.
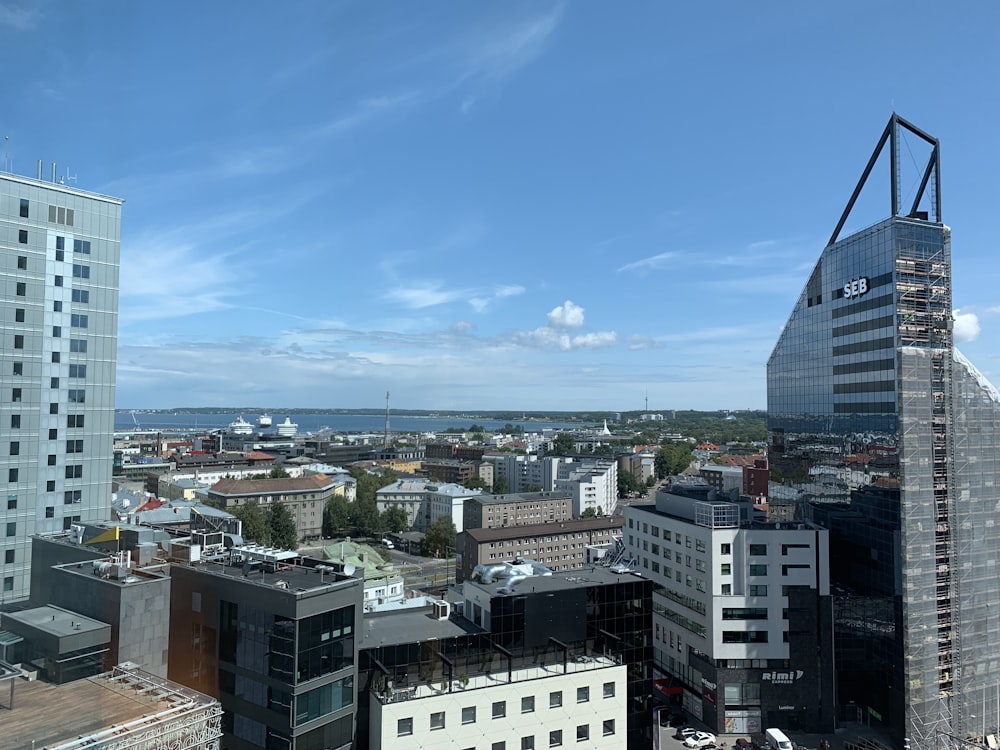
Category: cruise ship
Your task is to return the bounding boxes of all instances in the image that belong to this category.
[257,413,272,429]
[275,417,298,437]
[228,416,254,435]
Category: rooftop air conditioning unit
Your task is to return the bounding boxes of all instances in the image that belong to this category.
[431,600,451,620]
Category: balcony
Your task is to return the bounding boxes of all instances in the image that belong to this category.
[372,653,622,705]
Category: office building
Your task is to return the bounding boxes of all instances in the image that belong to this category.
[624,485,833,734]
[357,565,652,749]
[767,115,1000,747]
[1,170,122,601]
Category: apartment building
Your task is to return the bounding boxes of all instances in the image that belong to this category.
[376,480,482,532]
[462,491,573,531]
[207,475,338,541]
[1,170,122,599]
[457,515,623,582]
[623,484,833,735]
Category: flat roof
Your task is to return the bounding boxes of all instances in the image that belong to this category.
[3,605,109,639]
[1,666,217,749]
[471,491,573,505]
[181,557,359,594]
[362,607,484,649]
[464,516,622,542]
[0,172,124,204]
[471,565,650,596]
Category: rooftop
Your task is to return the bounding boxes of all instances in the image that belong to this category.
[182,555,359,594]
[209,474,335,495]
[471,491,573,505]
[464,516,622,542]
[467,564,648,597]
[0,664,220,750]
[3,605,109,640]
[361,605,484,648]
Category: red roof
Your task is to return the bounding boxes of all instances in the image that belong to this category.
[209,474,334,496]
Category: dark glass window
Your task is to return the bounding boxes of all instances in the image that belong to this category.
[296,605,354,682]
[18,229,27,243]
[15,283,25,296]
[15,309,24,323]
[19,198,29,217]
[17,256,26,269]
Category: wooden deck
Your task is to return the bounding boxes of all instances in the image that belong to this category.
[1,673,174,749]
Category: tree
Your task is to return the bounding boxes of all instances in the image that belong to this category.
[464,476,489,491]
[617,471,640,497]
[422,515,456,558]
[268,465,290,479]
[581,507,598,518]
[269,502,298,550]
[352,496,382,537]
[232,501,270,545]
[655,442,694,478]
[492,476,508,495]
[551,433,576,455]
[322,495,350,537]
[382,505,409,533]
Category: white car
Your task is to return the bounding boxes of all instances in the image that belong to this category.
[684,732,718,749]
[675,727,699,740]
[380,538,394,549]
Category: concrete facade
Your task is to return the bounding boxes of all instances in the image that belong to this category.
[1,172,123,600]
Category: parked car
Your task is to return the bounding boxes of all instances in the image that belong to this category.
[735,739,752,750]
[684,732,718,749]
[380,537,394,549]
[675,727,699,740]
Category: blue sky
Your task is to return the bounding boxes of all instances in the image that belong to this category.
[4,1,1000,412]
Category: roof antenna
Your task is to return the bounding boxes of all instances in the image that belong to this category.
[2,135,9,173]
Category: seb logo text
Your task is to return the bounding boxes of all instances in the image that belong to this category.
[843,276,870,299]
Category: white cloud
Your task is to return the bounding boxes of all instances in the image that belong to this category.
[466,5,565,83]
[0,2,41,30]
[954,309,981,343]
[469,284,526,313]
[385,281,471,309]
[547,300,585,328]
[571,331,617,349]
[617,251,678,274]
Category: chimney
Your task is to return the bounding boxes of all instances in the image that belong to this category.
[37,160,42,180]
[51,163,56,182]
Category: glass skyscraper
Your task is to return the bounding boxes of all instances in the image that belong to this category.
[1,170,122,601]
[768,115,1000,749]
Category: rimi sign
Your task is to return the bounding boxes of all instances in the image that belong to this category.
[843,277,870,299]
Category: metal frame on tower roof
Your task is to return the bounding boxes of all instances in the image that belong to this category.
[829,113,942,246]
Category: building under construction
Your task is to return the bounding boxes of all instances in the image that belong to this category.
[768,115,1000,749]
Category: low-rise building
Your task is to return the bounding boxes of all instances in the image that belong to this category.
[207,475,338,541]
[376,480,482,532]
[463,491,573,531]
[457,515,623,582]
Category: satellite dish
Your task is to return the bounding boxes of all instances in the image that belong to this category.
[343,563,356,577]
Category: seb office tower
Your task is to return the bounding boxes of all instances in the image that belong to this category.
[768,115,1000,749]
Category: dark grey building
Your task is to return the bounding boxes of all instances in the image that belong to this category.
[169,553,364,750]
[768,115,1000,748]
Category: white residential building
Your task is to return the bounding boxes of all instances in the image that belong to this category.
[555,459,617,516]
[370,662,626,750]
[376,479,481,532]
[623,483,834,735]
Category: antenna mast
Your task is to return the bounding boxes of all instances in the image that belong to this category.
[383,391,391,449]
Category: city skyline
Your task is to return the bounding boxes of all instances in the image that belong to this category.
[3,2,1000,410]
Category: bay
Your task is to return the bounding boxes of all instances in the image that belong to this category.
[115,412,588,434]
